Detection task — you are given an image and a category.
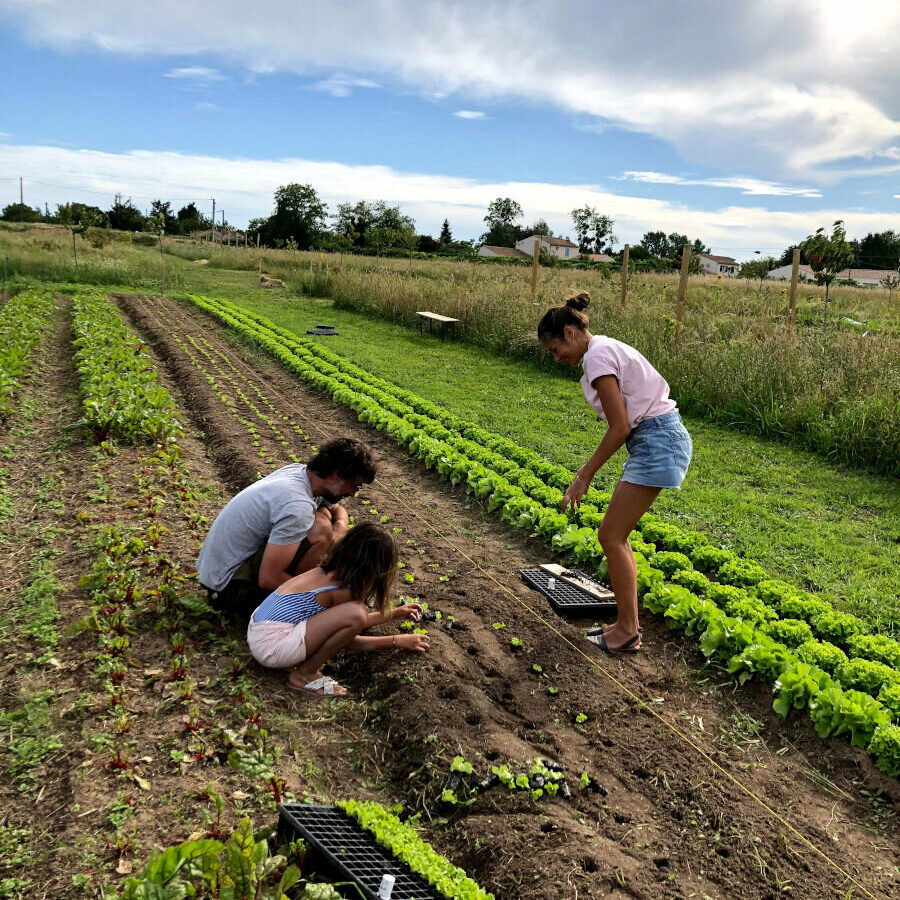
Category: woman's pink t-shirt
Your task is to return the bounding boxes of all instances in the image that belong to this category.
[580,335,676,429]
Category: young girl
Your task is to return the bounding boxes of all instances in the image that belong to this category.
[538,291,692,653]
[247,522,428,695]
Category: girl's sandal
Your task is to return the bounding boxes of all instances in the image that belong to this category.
[586,631,642,653]
[289,674,347,697]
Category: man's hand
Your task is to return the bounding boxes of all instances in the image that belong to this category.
[561,472,591,512]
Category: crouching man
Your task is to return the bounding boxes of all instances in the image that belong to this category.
[197,437,376,616]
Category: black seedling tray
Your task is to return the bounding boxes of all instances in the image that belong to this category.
[277,804,441,900]
[519,567,617,616]
[306,327,339,336]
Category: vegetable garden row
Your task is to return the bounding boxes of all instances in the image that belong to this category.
[181,292,900,777]
[65,288,497,899]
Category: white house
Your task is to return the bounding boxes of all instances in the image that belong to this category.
[767,264,897,287]
[515,234,580,260]
[698,253,738,275]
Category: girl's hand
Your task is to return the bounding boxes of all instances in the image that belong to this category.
[561,473,590,511]
[395,633,430,652]
[392,603,423,623]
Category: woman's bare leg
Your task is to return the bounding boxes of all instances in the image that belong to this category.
[288,603,368,694]
[596,480,661,649]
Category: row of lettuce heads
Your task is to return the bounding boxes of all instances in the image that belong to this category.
[183,292,900,777]
[0,288,55,418]
[70,289,494,900]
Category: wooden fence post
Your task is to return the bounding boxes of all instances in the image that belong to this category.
[620,243,630,307]
[257,233,262,280]
[531,238,540,304]
[787,247,800,334]
[674,244,691,346]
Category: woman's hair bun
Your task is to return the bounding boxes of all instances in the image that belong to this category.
[565,291,591,311]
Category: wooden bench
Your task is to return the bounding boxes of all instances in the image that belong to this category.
[416,311,460,342]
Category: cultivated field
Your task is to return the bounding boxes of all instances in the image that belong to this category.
[1,228,899,899]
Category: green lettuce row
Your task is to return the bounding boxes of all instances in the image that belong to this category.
[72,291,183,445]
[177,295,900,772]
[0,288,55,418]
[183,293,900,676]
[186,294,611,520]
[338,800,493,900]
[643,582,900,776]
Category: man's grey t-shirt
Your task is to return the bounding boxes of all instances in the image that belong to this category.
[197,464,323,592]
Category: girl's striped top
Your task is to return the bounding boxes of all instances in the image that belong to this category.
[251,584,342,624]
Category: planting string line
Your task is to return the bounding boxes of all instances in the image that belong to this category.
[140,295,881,900]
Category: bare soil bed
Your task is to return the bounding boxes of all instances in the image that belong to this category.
[0,290,896,900]
[117,293,899,899]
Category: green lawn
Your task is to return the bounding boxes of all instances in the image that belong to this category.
[177,281,899,633]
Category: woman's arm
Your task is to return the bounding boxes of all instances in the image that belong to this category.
[562,375,631,510]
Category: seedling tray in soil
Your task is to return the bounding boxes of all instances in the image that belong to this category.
[277,803,442,900]
[519,567,617,615]
[306,326,339,336]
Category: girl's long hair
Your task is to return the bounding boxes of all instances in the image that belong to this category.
[537,291,591,342]
[322,522,398,614]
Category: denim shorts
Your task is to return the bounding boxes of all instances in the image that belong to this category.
[621,411,692,489]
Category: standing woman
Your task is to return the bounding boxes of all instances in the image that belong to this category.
[538,292,692,652]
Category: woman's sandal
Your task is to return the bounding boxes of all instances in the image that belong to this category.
[585,631,642,652]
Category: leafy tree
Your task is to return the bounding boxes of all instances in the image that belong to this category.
[439,218,452,245]
[268,183,328,249]
[417,234,441,253]
[246,217,268,245]
[800,220,855,379]
[175,202,211,235]
[481,197,523,246]
[639,230,669,258]
[1,203,43,222]
[691,237,709,255]
[739,259,772,284]
[570,206,615,254]
[855,230,900,270]
[529,219,554,237]
[54,202,108,228]
[333,200,415,248]
[776,244,809,267]
[149,200,177,235]
[107,194,145,232]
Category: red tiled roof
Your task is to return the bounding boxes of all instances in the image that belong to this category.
[700,253,737,264]
[535,235,578,248]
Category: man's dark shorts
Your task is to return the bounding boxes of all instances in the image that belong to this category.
[202,539,311,619]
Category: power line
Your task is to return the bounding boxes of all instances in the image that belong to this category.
[5,176,211,203]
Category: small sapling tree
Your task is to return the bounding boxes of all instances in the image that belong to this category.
[801,220,854,387]
[147,213,166,293]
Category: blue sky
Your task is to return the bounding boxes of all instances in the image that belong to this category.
[1,0,898,259]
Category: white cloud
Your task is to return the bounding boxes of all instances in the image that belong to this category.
[194,101,219,111]
[2,1,900,180]
[164,66,226,82]
[313,74,379,98]
[453,110,485,120]
[3,142,898,259]
[619,171,822,198]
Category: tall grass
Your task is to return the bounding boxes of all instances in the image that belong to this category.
[163,241,899,475]
[0,226,185,292]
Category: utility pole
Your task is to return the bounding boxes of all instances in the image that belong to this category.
[19,177,23,222]
[221,210,225,246]
[211,198,216,245]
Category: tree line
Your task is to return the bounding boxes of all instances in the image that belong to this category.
[3,184,898,271]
